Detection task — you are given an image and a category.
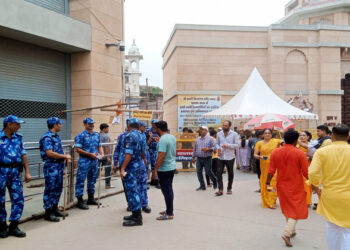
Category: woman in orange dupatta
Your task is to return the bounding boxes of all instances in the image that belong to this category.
[297,131,313,206]
[254,128,282,209]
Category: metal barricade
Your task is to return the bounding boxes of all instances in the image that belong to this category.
[10,140,125,222]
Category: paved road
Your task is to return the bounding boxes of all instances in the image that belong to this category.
[2,170,327,250]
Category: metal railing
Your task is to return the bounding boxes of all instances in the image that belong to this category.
[13,141,122,222]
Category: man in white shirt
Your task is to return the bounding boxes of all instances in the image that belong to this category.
[215,120,239,196]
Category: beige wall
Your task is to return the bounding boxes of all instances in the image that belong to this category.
[163,26,345,131]
[163,97,178,133]
[70,0,124,140]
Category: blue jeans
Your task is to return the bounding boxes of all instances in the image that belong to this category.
[158,170,175,216]
[196,157,217,189]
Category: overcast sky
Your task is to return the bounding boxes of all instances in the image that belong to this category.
[124,0,290,88]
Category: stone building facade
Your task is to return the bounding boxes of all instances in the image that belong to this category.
[163,0,350,132]
[0,0,125,141]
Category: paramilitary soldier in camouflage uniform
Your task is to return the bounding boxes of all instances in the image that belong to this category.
[113,119,130,209]
[0,115,31,238]
[146,119,160,188]
[139,122,151,214]
[39,117,71,222]
[120,118,144,227]
[74,118,103,210]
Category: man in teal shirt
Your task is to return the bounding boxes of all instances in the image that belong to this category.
[152,121,176,220]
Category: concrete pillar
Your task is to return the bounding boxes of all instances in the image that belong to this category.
[69,0,124,140]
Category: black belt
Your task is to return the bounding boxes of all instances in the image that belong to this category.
[0,163,20,168]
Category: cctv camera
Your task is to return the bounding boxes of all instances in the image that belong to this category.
[119,40,125,51]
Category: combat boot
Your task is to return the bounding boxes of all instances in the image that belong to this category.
[8,221,26,238]
[53,204,68,217]
[142,206,152,213]
[87,194,101,206]
[123,213,134,221]
[77,197,89,210]
[0,222,8,238]
[44,208,60,222]
[123,210,143,227]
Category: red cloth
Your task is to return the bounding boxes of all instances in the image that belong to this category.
[269,144,309,219]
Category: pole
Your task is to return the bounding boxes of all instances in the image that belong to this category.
[97,160,102,209]
[146,78,149,111]
[60,102,133,114]
[69,146,75,203]
[63,161,68,220]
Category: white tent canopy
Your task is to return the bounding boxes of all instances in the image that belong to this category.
[203,68,318,120]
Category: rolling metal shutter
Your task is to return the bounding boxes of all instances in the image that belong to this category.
[0,37,69,143]
[25,0,68,14]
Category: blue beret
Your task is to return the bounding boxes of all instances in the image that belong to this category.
[139,121,146,127]
[3,115,25,124]
[47,117,64,125]
[151,119,158,124]
[83,117,94,124]
[129,118,140,125]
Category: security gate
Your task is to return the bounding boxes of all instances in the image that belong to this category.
[0,37,70,142]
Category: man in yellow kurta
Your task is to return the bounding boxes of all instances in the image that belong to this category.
[309,124,350,250]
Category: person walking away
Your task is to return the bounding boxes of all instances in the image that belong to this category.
[297,131,313,206]
[40,117,71,222]
[266,129,309,247]
[0,115,31,238]
[215,120,239,196]
[237,130,252,173]
[254,128,282,209]
[152,121,177,221]
[192,126,217,191]
[99,123,114,189]
[74,118,104,210]
[309,124,350,250]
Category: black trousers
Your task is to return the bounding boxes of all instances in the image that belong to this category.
[217,159,235,191]
[206,158,219,185]
[158,170,175,216]
[255,159,261,180]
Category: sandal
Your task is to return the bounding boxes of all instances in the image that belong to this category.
[215,191,223,196]
[227,190,232,195]
[156,214,174,220]
[281,235,293,247]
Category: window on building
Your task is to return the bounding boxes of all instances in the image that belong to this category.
[131,61,137,69]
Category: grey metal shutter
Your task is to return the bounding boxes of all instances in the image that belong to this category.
[0,37,69,143]
[25,0,67,14]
